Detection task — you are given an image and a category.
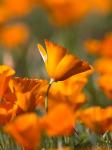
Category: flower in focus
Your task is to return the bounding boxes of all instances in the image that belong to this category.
[77,106,112,133]
[0,24,30,49]
[48,70,93,111]
[4,113,41,150]
[0,65,15,99]
[41,104,75,136]
[38,40,91,81]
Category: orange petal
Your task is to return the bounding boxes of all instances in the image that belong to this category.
[38,44,47,64]
[0,65,15,98]
[0,65,15,76]
[54,54,91,81]
[15,92,31,111]
[45,40,67,77]
[8,77,48,112]
[4,113,41,150]
[77,106,112,133]
[41,104,75,136]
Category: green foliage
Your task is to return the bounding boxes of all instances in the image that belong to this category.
[0,130,22,150]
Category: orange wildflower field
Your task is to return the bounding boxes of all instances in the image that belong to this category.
[0,0,112,150]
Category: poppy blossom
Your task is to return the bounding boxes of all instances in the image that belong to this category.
[38,40,91,81]
[98,74,112,99]
[3,0,37,18]
[94,58,112,74]
[0,24,29,48]
[8,77,48,113]
[77,106,112,133]
[40,104,75,136]
[39,0,90,26]
[85,33,112,57]
[4,113,41,150]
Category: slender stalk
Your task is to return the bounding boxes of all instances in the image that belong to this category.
[45,79,54,113]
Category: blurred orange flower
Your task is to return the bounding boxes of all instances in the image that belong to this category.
[0,65,15,99]
[98,74,112,99]
[94,58,112,74]
[85,33,112,57]
[77,106,112,133]
[4,113,41,150]
[0,0,37,20]
[90,0,112,14]
[41,104,75,136]
[0,6,10,23]
[84,39,101,55]
[38,40,91,81]
[0,24,29,48]
[40,0,90,26]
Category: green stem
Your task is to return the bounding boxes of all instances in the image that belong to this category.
[45,79,54,113]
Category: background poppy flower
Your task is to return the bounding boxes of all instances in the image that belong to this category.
[77,106,112,133]
[40,104,75,136]
[4,113,41,150]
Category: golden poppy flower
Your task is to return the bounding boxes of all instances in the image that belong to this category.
[0,24,29,48]
[3,0,37,17]
[90,0,112,14]
[77,106,112,133]
[85,33,112,57]
[4,113,41,150]
[0,65,15,99]
[47,73,90,111]
[40,104,75,136]
[40,0,90,26]
[8,77,48,112]
[98,74,112,99]
[84,39,101,55]
[0,77,47,125]
[38,40,91,81]
[94,58,112,74]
